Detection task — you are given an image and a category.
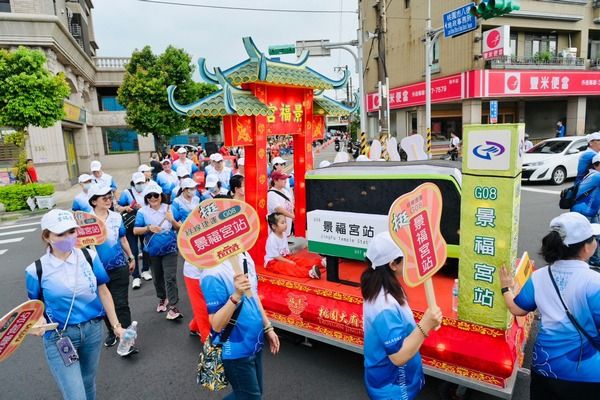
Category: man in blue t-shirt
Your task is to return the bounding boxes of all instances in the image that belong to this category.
[572,153,600,266]
[575,132,600,184]
[555,120,565,137]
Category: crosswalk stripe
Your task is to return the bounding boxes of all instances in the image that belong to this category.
[0,228,37,237]
[0,221,41,230]
[521,187,560,195]
[0,249,7,255]
[0,237,24,244]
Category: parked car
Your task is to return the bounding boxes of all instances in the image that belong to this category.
[172,144,199,154]
[522,136,588,185]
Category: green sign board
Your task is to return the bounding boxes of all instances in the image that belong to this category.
[268,44,295,56]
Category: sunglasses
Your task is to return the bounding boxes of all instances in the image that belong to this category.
[145,193,160,199]
[215,160,223,163]
[99,194,113,201]
[57,228,77,237]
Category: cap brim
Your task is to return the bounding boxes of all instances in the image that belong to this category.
[47,220,79,234]
[591,223,600,236]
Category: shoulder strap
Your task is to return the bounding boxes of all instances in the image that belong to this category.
[268,189,290,202]
[81,248,93,269]
[548,267,600,352]
[35,259,44,304]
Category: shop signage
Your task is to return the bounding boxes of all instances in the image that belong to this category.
[489,100,498,124]
[63,101,86,124]
[482,26,510,60]
[459,124,524,329]
[307,210,387,261]
[443,3,478,38]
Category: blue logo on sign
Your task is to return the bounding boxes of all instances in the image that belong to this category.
[473,141,506,160]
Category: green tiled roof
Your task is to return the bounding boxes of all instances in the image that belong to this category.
[186,91,271,118]
[313,96,354,117]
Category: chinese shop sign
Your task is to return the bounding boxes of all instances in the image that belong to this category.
[388,183,447,307]
[307,210,388,261]
[74,211,107,248]
[459,124,524,329]
[264,86,307,135]
[0,300,45,362]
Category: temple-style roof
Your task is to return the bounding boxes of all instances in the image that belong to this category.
[314,94,359,117]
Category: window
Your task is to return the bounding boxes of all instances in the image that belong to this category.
[102,128,139,154]
[100,96,125,111]
[405,0,410,8]
[0,0,10,12]
[510,33,518,58]
[524,33,557,58]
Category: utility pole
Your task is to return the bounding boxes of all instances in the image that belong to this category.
[425,0,432,158]
[375,0,390,136]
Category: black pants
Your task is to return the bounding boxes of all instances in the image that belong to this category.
[126,231,150,279]
[103,266,132,334]
[149,252,179,306]
[531,371,600,400]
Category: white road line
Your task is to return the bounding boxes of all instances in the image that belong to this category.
[0,249,7,255]
[0,237,24,244]
[521,187,561,195]
[0,228,37,236]
[0,221,41,230]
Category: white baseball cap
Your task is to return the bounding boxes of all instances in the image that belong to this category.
[205,174,219,188]
[90,160,102,172]
[87,184,112,200]
[586,132,600,142]
[180,177,198,189]
[41,209,79,234]
[176,166,190,178]
[365,232,404,268]
[177,147,188,154]
[550,212,600,246]
[271,156,286,165]
[142,183,163,198]
[318,160,331,168]
[78,173,92,183]
[161,158,171,164]
[593,153,600,165]
[238,157,245,166]
[211,153,224,162]
[131,172,146,184]
[138,164,153,172]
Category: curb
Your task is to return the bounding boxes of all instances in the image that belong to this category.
[0,207,48,222]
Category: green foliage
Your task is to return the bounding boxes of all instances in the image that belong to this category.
[118,45,220,147]
[0,183,55,211]
[348,112,360,141]
[14,152,28,183]
[0,47,70,131]
[534,51,553,63]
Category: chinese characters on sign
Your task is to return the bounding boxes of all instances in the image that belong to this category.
[74,211,107,248]
[443,4,478,38]
[263,86,307,135]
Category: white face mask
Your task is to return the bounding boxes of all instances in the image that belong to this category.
[135,183,146,192]
[83,183,91,191]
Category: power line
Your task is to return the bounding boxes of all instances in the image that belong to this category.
[136,0,358,14]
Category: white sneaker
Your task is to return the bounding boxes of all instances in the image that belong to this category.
[141,271,152,281]
[131,278,142,289]
[321,258,327,268]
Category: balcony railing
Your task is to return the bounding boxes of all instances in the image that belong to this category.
[93,57,130,70]
[487,55,585,70]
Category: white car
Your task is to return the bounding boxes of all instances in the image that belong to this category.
[522,136,588,185]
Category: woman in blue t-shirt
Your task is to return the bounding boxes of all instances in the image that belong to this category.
[201,252,280,399]
[25,209,126,400]
[501,212,600,400]
[360,232,442,400]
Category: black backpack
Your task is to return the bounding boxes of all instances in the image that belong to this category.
[559,181,593,210]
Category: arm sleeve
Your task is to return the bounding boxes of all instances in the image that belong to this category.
[201,275,229,314]
[134,211,146,228]
[25,266,41,300]
[191,164,199,174]
[90,251,110,285]
[586,279,600,328]
[118,218,126,238]
[110,179,118,191]
[171,201,182,222]
[372,309,408,355]
[118,191,130,207]
[514,278,537,312]
[265,235,282,259]
[72,199,80,212]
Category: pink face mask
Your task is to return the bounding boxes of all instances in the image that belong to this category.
[51,236,77,253]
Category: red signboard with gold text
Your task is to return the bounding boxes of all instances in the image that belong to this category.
[74,211,107,248]
[0,300,45,362]
[263,86,307,135]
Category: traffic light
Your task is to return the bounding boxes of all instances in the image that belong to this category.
[469,0,520,20]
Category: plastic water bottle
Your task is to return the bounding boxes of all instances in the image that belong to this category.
[117,321,137,356]
[452,279,459,313]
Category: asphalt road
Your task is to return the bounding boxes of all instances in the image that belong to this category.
[0,148,568,400]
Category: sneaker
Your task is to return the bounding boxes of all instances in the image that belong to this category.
[156,298,168,313]
[189,330,200,337]
[166,306,183,320]
[141,271,152,281]
[131,278,142,290]
[104,333,117,348]
[309,265,321,279]
[119,345,139,358]
[321,258,327,268]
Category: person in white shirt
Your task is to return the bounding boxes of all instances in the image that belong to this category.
[138,164,155,184]
[524,134,534,152]
[270,156,292,191]
[172,147,198,174]
[156,159,179,196]
[209,153,232,190]
[72,174,93,212]
[90,160,117,191]
[267,170,295,237]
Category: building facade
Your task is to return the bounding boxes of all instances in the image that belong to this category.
[0,0,155,189]
[361,0,600,145]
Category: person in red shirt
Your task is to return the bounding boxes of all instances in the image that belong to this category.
[25,159,38,183]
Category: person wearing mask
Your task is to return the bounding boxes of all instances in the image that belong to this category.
[556,120,566,138]
[133,183,183,320]
[25,209,126,400]
[209,153,232,190]
[172,147,199,174]
[201,252,280,399]
[500,212,600,400]
[576,132,600,184]
[89,160,117,192]
[201,174,224,200]
[228,174,245,201]
[72,174,94,213]
[267,171,294,237]
[361,232,443,400]
[172,178,210,339]
[524,134,534,152]
[88,185,137,352]
[156,159,179,198]
[169,166,191,201]
[138,164,155,184]
[118,172,152,289]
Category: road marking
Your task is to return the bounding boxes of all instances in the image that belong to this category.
[521,187,560,195]
[0,250,7,255]
[0,221,41,230]
[0,237,24,244]
[0,228,37,236]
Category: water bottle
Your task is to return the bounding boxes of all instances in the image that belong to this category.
[452,279,459,313]
[117,321,138,356]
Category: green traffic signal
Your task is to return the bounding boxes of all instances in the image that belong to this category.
[469,0,520,20]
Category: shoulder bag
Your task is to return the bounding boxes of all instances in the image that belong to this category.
[143,205,177,257]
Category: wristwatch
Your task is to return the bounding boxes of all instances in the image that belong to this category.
[127,255,135,262]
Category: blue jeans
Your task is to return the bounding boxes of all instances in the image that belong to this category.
[43,318,103,400]
[223,351,263,400]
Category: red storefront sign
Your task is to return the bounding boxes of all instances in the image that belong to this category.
[263,86,307,135]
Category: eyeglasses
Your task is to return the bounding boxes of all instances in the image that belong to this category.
[215,160,223,163]
[99,195,113,201]
[57,228,77,237]
[145,193,160,199]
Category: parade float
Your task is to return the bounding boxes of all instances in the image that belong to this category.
[168,37,532,399]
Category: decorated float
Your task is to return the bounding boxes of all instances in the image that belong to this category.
[168,37,532,399]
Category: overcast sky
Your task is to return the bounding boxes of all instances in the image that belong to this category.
[93,0,359,100]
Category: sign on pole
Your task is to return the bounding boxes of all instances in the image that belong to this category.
[294,39,331,57]
[268,44,296,56]
[443,4,478,38]
[490,100,498,124]
[388,183,448,307]
[0,300,45,362]
[73,211,107,248]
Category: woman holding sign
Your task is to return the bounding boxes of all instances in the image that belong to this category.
[361,232,442,400]
[25,209,126,400]
[500,212,600,400]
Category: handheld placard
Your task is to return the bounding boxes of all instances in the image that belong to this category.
[388,182,447,311]
[73,211,107,248]
[177,199,260,297]
[0,300,45,362]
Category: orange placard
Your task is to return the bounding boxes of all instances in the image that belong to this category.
[178,199,260,269]
[388,183,447,307]
[0,300,45,362]
[73,211,107,248]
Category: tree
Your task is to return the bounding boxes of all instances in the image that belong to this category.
[0,47,70,181]
[117,46,219,151]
